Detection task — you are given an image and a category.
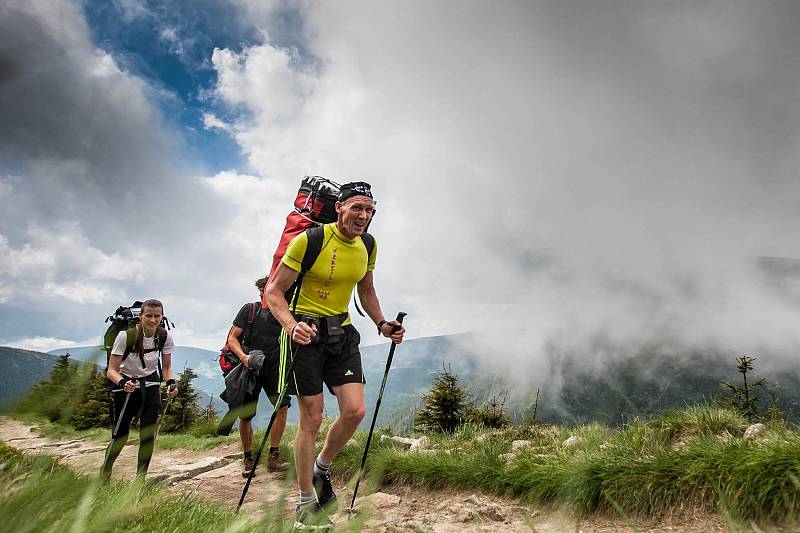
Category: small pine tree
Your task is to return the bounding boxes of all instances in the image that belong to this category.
[161,367,201,433]
[415,363,469,433]
[718,355,765,421]
[765,384,785,424]
[71,367,110,430]
[15,353,81,422]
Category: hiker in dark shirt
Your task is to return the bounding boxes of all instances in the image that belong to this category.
[226,277,291,477]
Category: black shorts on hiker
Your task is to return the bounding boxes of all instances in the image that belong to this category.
[238,382,291,422]
[269,311,366,396]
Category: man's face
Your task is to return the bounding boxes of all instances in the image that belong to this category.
[141,306,163,332]
[336,195,374,238]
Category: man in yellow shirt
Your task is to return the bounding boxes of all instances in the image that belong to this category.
[266,181,405,530]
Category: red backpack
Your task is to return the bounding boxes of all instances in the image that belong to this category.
[261,176,341,305]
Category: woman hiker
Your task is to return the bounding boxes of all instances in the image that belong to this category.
[101,299,178,478]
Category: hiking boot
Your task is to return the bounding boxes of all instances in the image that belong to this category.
[242,457,256,478]
[313,470,337,512]
[293,501,333,530]
[267,450,288,472]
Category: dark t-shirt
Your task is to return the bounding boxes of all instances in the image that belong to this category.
[232,303,281,353]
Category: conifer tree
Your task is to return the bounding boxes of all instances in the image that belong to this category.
[161,367,201,432]
[719,355,765,421]
[415,363,469,433]
[15,353,80,422]
[71,367,110,430]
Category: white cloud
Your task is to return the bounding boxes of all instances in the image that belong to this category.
[202,113,233,134]
[3,0,800,380]
[206,2,800,377]
[6,336,93,353]
[111,0,151,22]
[42,281,123,305]
[0,222,147,306]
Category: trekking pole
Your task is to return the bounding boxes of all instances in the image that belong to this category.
[348,312,407,514]
[112,392,132,438]
[154,383,177,438]
[237,322,310,511]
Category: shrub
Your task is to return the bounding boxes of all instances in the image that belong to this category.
[415,363,469,433]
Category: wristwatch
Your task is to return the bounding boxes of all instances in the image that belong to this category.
[377,319,388,335]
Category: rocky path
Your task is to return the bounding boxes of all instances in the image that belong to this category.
[0,417,728,532]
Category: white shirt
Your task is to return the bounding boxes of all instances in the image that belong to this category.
[111,328,175,379]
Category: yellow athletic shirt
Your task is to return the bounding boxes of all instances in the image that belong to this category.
[282,223,377,321]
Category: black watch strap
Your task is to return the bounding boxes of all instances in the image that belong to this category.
[377,319,388,335]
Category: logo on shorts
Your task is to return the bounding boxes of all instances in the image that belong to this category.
[344,369,354,376]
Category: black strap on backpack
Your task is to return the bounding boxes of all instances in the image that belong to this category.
[284,224,326,310]
[353,232,375,317]
[239,302,262,350]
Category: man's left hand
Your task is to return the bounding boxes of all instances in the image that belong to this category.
[167,385,178,398]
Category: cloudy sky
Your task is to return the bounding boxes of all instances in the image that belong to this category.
[2,0,800,377]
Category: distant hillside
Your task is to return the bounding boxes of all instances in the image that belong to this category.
[36,333,800,430]
[0,346,58,408]
[48,345,225,413]
[48,345,222,395]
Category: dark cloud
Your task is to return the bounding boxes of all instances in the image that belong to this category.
[0,0,245,345]
[0,1,188,239]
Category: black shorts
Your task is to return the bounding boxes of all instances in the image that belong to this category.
[281,323,366,397]
[238,384,291,422]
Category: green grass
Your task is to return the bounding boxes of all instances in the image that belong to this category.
[328,406,800,526]
[0,443,263,532]
[8,405,800,527]
[0,442,376,532]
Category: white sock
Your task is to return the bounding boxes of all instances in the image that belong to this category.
[314,454,331,477]
[299,489,315,506]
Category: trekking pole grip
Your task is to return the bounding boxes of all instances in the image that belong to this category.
[391,312,407,334]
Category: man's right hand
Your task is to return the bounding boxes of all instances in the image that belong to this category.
[291,321,317,345]
[121,379,138,393]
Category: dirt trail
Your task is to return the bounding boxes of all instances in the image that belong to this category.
[0,417,728,532]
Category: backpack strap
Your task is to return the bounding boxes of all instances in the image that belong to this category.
[360,232,375,260]
[301,224,325,272]
[353,232,375,317]
[155,325,167,382]
[284,224,326,313]
[122,324,140,362]
[240,302,262,349]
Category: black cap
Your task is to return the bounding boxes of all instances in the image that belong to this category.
[338,181,373,203]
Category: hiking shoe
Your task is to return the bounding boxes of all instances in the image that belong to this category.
[293,501,333,530]
[242,457,256,478]
[267,450,289,472]
[313,470,337,512]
